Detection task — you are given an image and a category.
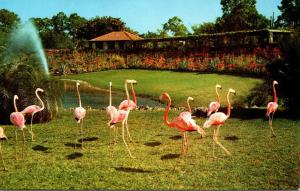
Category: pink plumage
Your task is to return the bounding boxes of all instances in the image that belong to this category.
[118,80,137,111]
[10,112,26,130]
[118,100,136,111]
[207,102,221,116]
[160,93,206,156]
[109,109,127,125]
[207,84,222,116]
[106,105,117,120]
[10,95,26,130]
[266,102,278,117]
[74,107,86,123]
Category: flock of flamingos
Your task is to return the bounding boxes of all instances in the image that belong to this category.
[0,79,279,169]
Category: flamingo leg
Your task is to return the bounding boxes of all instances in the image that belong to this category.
[269,112,276,137]
[125,111,133,142]
[125,119,133,143]
[114,126,119,144]
[181,132,185,156]
[15,128,18,160]
[80,119,84,149]
[213,128,216,158]
[122,120,135,158]
[22,129,26,159]
[30,113,35,141]
[214,125,231,156]
[0,142,6,171]
[185,132,189,155]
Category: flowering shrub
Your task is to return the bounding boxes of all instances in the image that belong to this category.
[47,47,280,76]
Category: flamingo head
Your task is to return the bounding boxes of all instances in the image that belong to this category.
[126,79,137,84]
[159,92,170,101]
[187,96,194,102]
[76,81,80,88]
[273,80,278,85]
[36,88,44,93]
[14,95,19,100]
[109,82,112,87]
[229,88,236,95]
[216,84,222,89]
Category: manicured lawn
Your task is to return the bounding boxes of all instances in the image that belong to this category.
[0,110,299,189]
[64,69,263,107]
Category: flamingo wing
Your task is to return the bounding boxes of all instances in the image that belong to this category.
[10,112,26,129]
[203,112,227,128]
[118,100,136,110]
[266,102,278,117]
[207,101,220,116]
[21,105,41,115]
[74,107,86,122]
[106,106,117,119]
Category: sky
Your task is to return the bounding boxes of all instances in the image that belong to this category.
[0,0,282,34]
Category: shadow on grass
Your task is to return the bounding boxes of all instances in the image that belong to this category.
[161,153,180,160]
[64,142,82,148]
[78,137,99,142]
[224,135,240,141]
[114,167,154,173]
[32,145,49,152]
[144,141,161,147]
[66,152,83,160]
[169,135,181,140]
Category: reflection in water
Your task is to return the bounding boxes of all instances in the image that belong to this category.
[62,80,163,109]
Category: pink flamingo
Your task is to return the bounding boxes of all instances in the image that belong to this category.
[10,95,26,159]
[203,88,236,157]
[21,88,45,141]
[108,109,135,158]
[106,82,118,141]
[266,80,278,137]
[207,84,222,116]
[74,82,86,149]
[118,79,137,111]
[160,93,206,156]
[0,127,7,170]
[117,79,137,142]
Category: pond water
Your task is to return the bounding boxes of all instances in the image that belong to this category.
[62,80,164,109]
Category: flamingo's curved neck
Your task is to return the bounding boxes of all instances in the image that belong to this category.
[130,83,137,105]
[13,96,18,112]
[187,99,192,113]
[163,96,172,127]
[76,84,82,107]
[273,83,277,103]
[216,87,220,103]
[36,89,45,111]
[125,81,130,103]
[109,84,112,106]
[226,91,232,118]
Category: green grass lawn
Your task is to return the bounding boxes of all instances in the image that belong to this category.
[64,69,263,107]
[0,110,299,189]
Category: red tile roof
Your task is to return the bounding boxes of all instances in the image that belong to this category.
[89,31,143,41]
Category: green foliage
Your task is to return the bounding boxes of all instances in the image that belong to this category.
[266,35,300,115]
[0,9,20,33]
[0,110,299,189]
[217,0,269,32]
[276,0,300,28]
[191,22,216,34]
[162,16,188,37]
[77,16,127,40]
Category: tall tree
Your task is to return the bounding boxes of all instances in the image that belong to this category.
[218,0,269,31]
[276,0,300,28]
[67,13,87,40]
[0,9,20,33]
[77,16,127,40]
[163,16,188,37]
[51,12,68,34]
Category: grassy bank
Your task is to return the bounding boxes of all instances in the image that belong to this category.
[64,69,263,107]
[0,110,299,189]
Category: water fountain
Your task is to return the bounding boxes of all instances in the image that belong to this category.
[5,21,49,75]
